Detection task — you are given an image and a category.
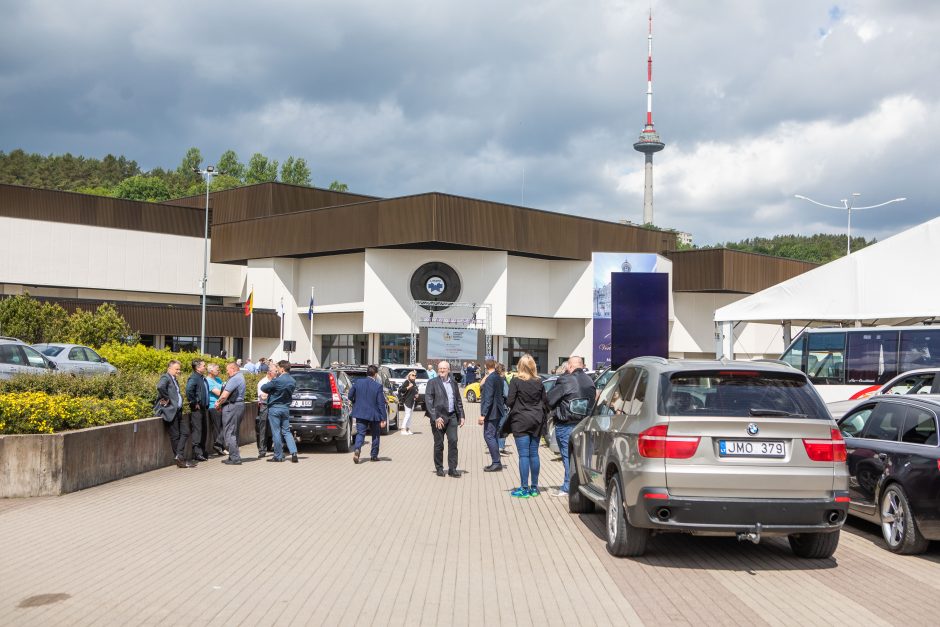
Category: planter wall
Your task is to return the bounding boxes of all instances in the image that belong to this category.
[0,403,259,498]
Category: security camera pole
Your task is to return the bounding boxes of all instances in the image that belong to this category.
[193,165,222,355]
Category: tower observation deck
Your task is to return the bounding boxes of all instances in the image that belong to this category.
[633,11,665,226]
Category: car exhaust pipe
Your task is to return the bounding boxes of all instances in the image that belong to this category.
[737,523,762,545]
[656,508,671,521]
[827,510,842,524]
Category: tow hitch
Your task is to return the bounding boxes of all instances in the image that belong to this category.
[737,523,762,544]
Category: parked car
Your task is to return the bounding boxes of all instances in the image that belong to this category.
[836,395,940,554]
[288,367,356,452]
[463,381,481,403]
[569,357,849,559]
[380,364,429,410]
[0,337,58,380]
[334,365,399,434]
[592,367,615,396]
[33,343,117,376]
[828,368,940,420]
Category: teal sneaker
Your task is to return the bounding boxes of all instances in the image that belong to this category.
[511,486,529,498]
[527,487,541,498]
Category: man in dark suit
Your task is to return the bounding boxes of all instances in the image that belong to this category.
[479,359,506,472]
[348,364,388,464]
[425,360,465,477]
[185,359,209,462]
[155,359,193,468]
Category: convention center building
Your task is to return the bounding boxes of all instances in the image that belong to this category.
[0,182,815,370]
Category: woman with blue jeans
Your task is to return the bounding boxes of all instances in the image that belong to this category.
[503,354,549,498]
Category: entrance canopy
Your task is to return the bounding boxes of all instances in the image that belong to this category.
[715,215,940,326]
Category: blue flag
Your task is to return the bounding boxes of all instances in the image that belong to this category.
[308,295,315,321]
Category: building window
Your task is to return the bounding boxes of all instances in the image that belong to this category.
[233,338,244,360]
[323,334,368,366]
[503,337,549,373]
[168,336,223,356]
[379,334,417,365]
[138,335,156,347]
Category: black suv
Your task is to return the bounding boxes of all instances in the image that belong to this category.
[288,368,355,452]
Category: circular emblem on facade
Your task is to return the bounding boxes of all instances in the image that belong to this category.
[746,423,759,436]
[426,276,446,296]
[410,262,462,311]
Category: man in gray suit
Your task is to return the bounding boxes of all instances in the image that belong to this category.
[424,360,465,477]
[155,360,194,468]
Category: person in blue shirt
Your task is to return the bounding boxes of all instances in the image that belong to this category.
[348,364,388,464]
[260,360,298,463]
[206,363,225,457]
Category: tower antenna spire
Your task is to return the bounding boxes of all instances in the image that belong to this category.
[633,8,666,225]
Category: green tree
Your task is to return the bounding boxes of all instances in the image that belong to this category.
[113,175,171,202]
[280,156,312,186]
[217,149,245,181]
[185,173,243,197]
[245,153,279,184]
[66,303,135,348]
[0,294,70,344]
[175,147,203,188]
[75,185,116,197]
[328,180,349,192]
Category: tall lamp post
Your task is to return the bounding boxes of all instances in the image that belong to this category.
[193,165,222,355]
[793,193,906,255]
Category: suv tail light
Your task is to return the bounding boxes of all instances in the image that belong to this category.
[803,428,846,462]
[328,373,342,409]
[638,424,700,459]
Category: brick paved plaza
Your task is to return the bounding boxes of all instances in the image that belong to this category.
[2,403,940,626]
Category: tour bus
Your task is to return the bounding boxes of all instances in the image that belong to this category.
[779,326,940,401]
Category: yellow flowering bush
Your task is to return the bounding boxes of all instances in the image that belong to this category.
[0,392,150,435]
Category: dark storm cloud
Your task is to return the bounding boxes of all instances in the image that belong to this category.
[1,0,938,245]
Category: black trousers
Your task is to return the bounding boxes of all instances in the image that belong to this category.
[256,403,270,454]
[432,414,459,472]
[164,408,189,459]
[190,406,206,457]
[208,407,224,450]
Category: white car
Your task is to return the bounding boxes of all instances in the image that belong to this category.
[827,368,940,419]
[32,343,118,376]
[0,337,58,380]
[380,364,430,409]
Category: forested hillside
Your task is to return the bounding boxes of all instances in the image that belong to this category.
[712,233,874,263]
[0,148,348,202]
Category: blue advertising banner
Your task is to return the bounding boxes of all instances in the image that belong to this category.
[611,273,669,368]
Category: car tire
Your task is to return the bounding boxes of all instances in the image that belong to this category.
[880,484,929,554]
[335,421,353,453]
[605,474,648,557]
[788,530,840,559]
[390,407,399,431]
[466,389,477,403]
[568,461,595,514]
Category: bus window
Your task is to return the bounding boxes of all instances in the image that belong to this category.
[806,332,846,384]
[847,331,898,385]
[781,335,806,370]
[900,330,940,371]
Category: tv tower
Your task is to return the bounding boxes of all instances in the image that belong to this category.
[633,10,665,226]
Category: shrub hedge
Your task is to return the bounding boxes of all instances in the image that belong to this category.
[97,342,228,374]
[0,392,150,434]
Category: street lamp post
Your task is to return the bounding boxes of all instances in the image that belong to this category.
[793,193,906,255]
[193,165,221,355]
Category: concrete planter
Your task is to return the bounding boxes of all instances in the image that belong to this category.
[0,403,259,498]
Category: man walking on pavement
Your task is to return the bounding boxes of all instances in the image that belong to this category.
[349,364,388,464]
[424,360,465,477]
[185,359,210,462]
[261,360,298,463]
[479,359,506,472]
[546,355,596,497]
[214,362,247,465]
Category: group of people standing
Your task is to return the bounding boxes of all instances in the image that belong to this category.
[156,351,597,500]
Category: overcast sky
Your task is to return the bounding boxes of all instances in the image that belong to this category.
[2,0,938,245]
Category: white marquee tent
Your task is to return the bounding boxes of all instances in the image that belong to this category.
[714,215,940,357]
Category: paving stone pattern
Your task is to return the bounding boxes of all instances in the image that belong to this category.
[1,403,939,625]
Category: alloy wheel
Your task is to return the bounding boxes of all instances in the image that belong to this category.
[607,488,619,545]
[881,490,905,548]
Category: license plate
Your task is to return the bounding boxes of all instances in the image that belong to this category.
[719,440,785,458]
[291,400,313,408]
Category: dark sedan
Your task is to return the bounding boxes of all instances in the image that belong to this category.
[838,395,940,553]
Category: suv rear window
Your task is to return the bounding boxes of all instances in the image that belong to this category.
[291,371,333,394]
[388,368,429,380]
[659,370,829,419]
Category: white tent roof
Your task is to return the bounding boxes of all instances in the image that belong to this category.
[715,215,940,324]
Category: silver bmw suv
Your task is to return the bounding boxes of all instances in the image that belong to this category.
[569,357,849,559]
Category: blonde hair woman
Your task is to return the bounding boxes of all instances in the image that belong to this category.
[398,370,419,435]
[503,354,548,498]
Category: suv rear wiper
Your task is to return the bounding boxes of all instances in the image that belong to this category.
[749,408,807,418]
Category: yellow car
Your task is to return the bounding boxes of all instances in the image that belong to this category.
[464,381,481,403]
